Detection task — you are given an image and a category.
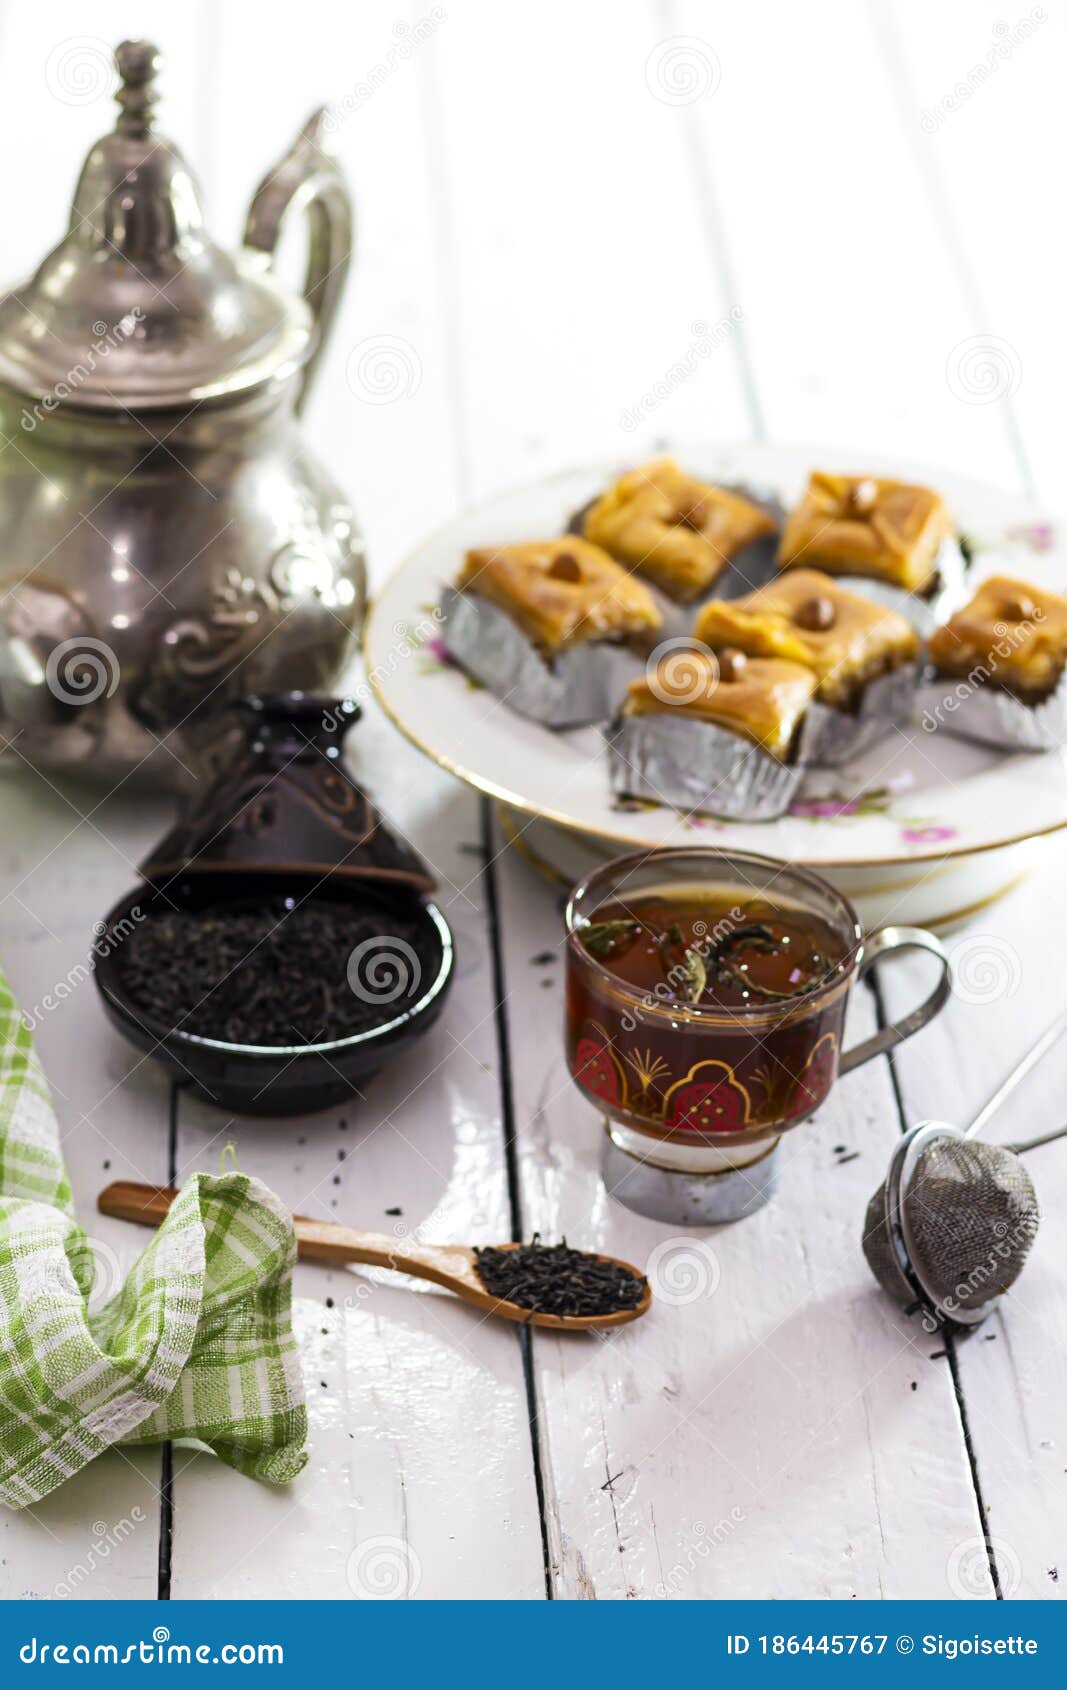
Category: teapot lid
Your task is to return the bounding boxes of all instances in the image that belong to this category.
[0,41,314,411]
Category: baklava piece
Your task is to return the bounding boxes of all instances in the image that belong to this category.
[622,649,814,760]
[580,457,778,604]
[928,576,1067,703]
[778,472,954,595]
[455,536,661,656]
[607,649,816,821]
[693,569,918,709]
[440,537,662,728]
[920,576,1067,752]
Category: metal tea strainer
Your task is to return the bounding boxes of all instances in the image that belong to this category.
[863,1005,1067,1329]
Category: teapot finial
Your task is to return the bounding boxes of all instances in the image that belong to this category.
[114,40,160,138]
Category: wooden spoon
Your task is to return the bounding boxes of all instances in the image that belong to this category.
[98,1181,651,1331]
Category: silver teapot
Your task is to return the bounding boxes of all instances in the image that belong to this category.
[0,40,365,787]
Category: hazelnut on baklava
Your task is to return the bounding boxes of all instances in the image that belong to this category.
[778,472,956,596]
[606,648,816,821]
[579,457,778,605]
[440,536,662,728]
[921,575,1067,750]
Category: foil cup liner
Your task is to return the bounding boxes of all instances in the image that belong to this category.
[605,711,807,822]
[829,537,970,639]
[914,663,1067,752]
[439,587,647,728]
[803,663,919,768]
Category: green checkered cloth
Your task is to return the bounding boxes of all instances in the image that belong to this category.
[0,968,307,1508]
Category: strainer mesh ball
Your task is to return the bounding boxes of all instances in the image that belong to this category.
[863,1137,1039,1315]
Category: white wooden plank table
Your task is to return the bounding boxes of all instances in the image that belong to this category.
[0,0,1064,1601]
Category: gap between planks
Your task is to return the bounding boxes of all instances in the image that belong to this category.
[868,975,1003,1601]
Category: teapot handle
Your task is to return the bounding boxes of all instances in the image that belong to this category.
[243,108,353,415]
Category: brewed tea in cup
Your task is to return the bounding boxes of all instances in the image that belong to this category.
[564,848,950,1222]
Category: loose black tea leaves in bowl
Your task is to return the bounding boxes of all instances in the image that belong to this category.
[473,1237,647,1318]
[116,896,440,1047]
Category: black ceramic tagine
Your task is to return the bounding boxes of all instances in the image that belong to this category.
[142,693,434,891]
[93,694,454,1116]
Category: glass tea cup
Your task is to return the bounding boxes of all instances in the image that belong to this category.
[564,848,950,1224]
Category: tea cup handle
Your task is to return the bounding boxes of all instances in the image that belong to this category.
[838,926,951,1075]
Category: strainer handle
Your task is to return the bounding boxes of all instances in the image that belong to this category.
[839,925,951,1075]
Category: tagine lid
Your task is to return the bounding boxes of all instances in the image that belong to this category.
[0,40,313,411]
[140,694,436,893]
